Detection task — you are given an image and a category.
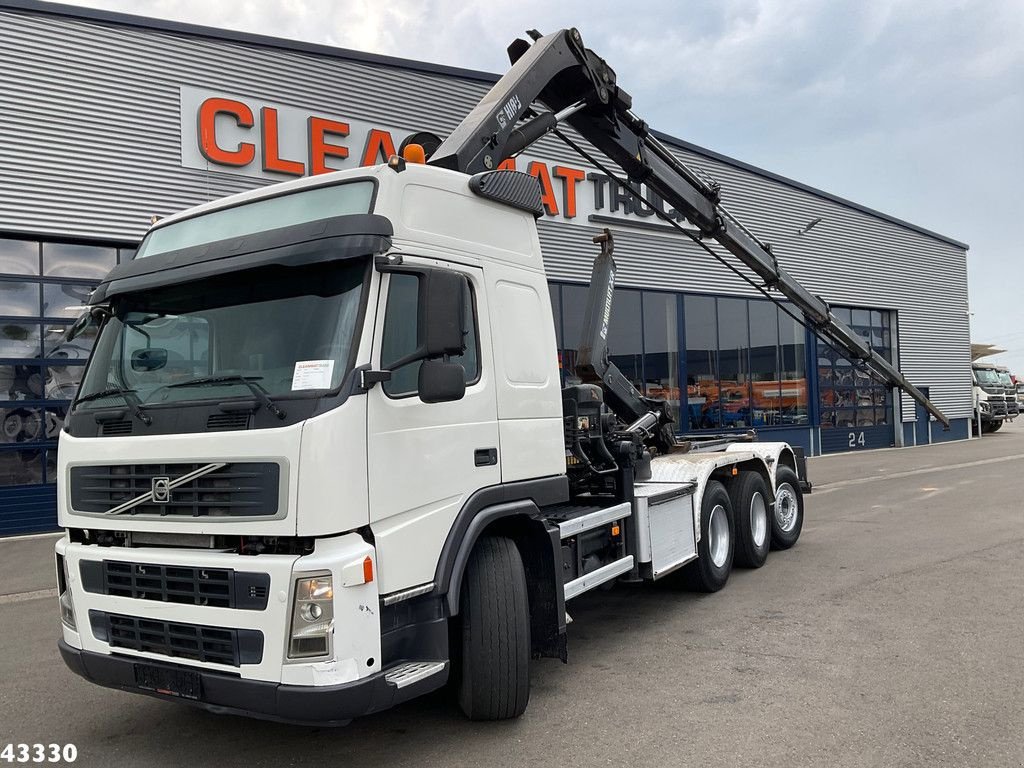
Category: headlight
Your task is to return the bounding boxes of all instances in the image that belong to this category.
[56,554,75,630]
[288,574,334,659]
[980,401,991,413]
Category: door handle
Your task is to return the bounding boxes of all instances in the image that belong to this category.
[474,448,498,466]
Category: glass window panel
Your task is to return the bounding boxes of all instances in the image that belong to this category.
[0,239,39,276]
[560,284,589,384]
[835,408,856,428]
[684,295,718,430]
[43,316,97,363]
[0,448,44,486]
[45,363,85,401]
[856,409,876,427]
[548,284,562,349]
[1,406,44,444]
[833,307,852,325]
[45,406,68,441]
[852,308,871,326]
[42,243,116,280]
[717,298,750,428]
[820,408,835,429]
[642,292,680,424]
[0,322,42,360]
[0,279,40,317]
[41,282,95,319]
[46,448,58,484]
[748,300,779,426]
[607,289,643,391]
[0,363,45,401]
[871,310,883,327]
[779,310,808,424]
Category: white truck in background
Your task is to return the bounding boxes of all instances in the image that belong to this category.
[972,361,1010,433]
[53,28,948,724]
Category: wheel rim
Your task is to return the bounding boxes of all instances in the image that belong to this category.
[708,503,730,568]
[775,483,798,533]
[750,492,768,548]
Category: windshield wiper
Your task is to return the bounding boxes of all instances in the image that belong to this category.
[74,387,152,426]
[167,375,287,420]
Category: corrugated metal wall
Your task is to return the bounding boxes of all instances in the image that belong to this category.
[0,6,972,421]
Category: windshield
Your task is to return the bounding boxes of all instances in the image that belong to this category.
[997,371,1014,386]
[136,181,375,259]
[75,260,367,409]
[974,368,1001,386]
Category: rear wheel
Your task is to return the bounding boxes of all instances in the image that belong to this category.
[457,536,531,720]
[770,467,804,550]
[683,480,734,592]
[729,471,770,568]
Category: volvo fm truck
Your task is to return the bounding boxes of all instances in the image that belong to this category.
[54,27,947,724]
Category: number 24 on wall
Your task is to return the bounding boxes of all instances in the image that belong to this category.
[848,431,866,448]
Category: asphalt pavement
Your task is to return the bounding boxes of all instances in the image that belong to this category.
[1,425,1022,767]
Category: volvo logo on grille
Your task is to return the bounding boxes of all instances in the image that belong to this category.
[152,477,171,503]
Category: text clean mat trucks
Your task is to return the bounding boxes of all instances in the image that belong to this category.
[54,28,948,724]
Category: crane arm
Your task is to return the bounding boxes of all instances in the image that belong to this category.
[429,28,950,429]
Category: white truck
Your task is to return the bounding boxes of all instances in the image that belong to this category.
[54,28,948,724]
[972,361,1009,433]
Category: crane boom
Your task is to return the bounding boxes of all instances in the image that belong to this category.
[429,27,949,429]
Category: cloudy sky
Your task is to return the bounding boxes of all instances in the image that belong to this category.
[63,0,1024,372]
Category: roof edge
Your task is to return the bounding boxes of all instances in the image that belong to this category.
[2,0,970,251]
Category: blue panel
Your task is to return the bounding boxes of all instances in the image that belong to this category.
[902,422,916,447]
[754,426,811,453]
[0,484,58,535]
[820,424,894,453]
[932,418,969,444]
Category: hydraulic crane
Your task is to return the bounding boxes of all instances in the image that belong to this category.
[429,27,949,432]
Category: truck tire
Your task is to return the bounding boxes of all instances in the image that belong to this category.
[457,535,531,720]
[770,467,804,550]
[990,420,1003,432]
[729,471,770,568]
[683,480,734,592]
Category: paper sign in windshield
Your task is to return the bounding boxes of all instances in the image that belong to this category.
[291,359,335,390]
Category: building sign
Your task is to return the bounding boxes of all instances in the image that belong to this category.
[180,87,695,233]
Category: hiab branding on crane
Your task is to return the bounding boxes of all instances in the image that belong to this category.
[179,86,693,231]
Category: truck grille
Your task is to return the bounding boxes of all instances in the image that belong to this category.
[80,559,270,610]
[69,462,280,518]
[89,611,264,667]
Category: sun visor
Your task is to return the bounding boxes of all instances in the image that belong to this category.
[93,213,393,302]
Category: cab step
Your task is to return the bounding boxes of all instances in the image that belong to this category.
[544,501,631,540]
[384,661,446,689]
[563,555,634,600]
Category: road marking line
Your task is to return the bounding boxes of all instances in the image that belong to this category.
[0,588,57,605]
[813,452,1024,494]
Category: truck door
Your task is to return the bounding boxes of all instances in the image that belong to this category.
[366,261,499,595]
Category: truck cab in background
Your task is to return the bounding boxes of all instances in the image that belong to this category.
[972,362,1008,433]
[995,365,1019,423]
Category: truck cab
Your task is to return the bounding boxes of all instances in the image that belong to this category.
[972,361,1007,433]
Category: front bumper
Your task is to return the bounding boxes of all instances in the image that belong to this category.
[59,638,447,726]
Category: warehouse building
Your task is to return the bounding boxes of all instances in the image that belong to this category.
[0,0,972,534]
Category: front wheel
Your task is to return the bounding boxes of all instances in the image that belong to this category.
[683,480,734,592]
[770,467,804,550]
[457,536,531,720]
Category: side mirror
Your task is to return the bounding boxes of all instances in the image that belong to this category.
[418,359,466,403]
[419,269,468,359]
[383,268,469,369]
[131,347,168,372]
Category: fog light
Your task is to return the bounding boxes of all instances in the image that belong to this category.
[56,554,75,630]
[288,573,334,659]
